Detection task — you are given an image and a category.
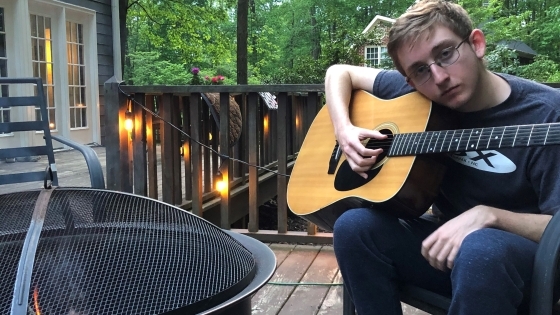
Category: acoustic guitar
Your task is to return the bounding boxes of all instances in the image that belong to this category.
[287,90,560,231]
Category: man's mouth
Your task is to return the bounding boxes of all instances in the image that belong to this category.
[442,85,459,97]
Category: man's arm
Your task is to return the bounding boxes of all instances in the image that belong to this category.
[422,206,552,271]
[324,65,387,178]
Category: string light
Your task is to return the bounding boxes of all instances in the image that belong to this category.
[215,171,227,192]
[124,110,134,132]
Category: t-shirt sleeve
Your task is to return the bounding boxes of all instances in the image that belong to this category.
[372,70,415,99]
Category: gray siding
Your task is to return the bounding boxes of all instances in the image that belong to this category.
[60,0,114,144]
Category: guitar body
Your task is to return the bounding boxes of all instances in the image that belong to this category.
[287,90,456,231]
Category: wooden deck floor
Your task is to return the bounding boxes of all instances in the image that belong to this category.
[253,243,429,315]
[0,146,429,315]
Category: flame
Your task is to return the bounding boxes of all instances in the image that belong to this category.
[33,286,42,315]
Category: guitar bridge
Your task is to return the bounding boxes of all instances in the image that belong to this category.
[328,142,342,174]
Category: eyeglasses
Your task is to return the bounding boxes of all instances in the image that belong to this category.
[406,36,470,86]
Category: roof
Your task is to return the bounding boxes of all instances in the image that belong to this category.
[498,40,537,58]
[362,15,395,34]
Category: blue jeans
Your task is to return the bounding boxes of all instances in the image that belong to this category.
[333,207,538,315]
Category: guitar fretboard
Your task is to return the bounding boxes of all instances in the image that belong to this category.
[387,123,560,157]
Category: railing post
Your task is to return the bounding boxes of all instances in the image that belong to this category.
[133,93,147,196]
[277,92,288,234]
[103,76,131,192]
[219,92,231,229]
[189,93,203,217]
[248,92,259,232]
[146,95,158,200]
[160,93,175,204]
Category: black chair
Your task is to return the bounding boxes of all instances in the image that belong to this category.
[342,210,560,315]
[0,77,104,189]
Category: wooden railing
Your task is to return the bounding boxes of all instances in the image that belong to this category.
[104,79,333,243]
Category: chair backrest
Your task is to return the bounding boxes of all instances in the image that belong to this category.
[0,77,58,188]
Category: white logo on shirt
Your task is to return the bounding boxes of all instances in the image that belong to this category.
[450,150,516,173]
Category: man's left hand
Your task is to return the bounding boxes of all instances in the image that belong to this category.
[421,206,495,271]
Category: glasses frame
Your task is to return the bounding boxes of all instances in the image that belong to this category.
[406,36,471,86]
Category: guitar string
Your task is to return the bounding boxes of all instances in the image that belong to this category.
[365,127,560,153]
[117,82,291,177]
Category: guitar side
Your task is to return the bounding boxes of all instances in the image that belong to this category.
[287,90,449,231]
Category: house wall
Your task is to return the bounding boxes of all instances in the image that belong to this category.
[360,24,392,67]
[60,0,113,145]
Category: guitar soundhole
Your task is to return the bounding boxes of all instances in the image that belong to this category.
[333,129,392,191]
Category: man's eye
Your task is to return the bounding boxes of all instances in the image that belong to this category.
[439,48,454,60]
[415,66,428,76]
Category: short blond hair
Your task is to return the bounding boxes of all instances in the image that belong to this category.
[387,0,473,75]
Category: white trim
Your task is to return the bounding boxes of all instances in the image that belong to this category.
[362,15,395,34]
[111,0,122,81]
[37,0,96,15]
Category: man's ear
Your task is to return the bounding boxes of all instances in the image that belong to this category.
[469,29,486,59]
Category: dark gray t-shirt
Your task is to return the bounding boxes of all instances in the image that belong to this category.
[373,70,560,217]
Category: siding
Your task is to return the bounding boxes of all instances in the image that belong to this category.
[60,0,114,145]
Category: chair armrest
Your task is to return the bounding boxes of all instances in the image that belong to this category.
[51,135,105,189]
[530,211,560,315]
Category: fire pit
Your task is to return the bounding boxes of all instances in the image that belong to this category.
[0,188,275,315]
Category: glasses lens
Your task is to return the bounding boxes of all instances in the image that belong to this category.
[412,66,431,85]
[439,47,460,67]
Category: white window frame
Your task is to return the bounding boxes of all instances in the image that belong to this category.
[364,45,388,68]
[0,0,99,144]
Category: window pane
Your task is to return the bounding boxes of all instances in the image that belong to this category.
[30,15,37,37]
[67,21,87,128]
[0,8,4,32]
[31,14,56,129]
[70,107,75,128]
[0,34,5,58]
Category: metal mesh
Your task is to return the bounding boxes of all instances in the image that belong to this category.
[0,188,256,315]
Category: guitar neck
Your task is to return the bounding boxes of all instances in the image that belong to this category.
[387,122,560,157]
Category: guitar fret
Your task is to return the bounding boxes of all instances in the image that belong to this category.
[515,125,532,146]
[419,131,428,154]
[410,132,420,155]
[389,134,399,156]
[424,132,434,153]
[528,124,547,146]
[439,130,449,153]
[447,130,456,152]
[543,125,550,144]
[501,126,516,147]
[527,125,534,146]
[486,127,495,149]
[430,131,442,153]
[513,126,521,147]
[498,127,507,148]
[397,134,408,155]
[455,130,465,151]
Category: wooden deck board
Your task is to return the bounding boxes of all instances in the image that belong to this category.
[317,271,344,315]
[277,246,339,315]
[252,244,321,314]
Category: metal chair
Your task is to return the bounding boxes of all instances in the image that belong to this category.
[342,210,560,315]
[0,77,104,189]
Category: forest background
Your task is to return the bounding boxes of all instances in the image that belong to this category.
[122,0,560,86]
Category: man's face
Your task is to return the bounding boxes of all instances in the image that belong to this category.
[397,27,481,111]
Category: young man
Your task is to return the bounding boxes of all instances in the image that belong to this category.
[325,0,560,314]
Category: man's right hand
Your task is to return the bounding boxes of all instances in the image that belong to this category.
[324,64,385,179]
[336,125,387,178]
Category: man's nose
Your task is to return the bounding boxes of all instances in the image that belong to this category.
[429,63,449,84]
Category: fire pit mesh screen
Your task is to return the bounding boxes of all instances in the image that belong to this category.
[0,188,257,315]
